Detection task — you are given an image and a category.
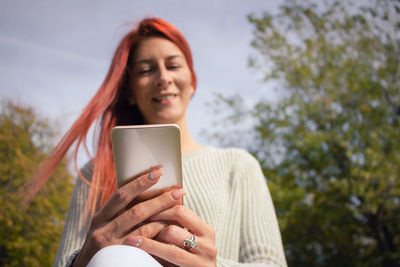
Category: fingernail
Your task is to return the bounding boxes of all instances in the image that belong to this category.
[171,188,186,200]
[148,169,163,181]
[126,236,143,247]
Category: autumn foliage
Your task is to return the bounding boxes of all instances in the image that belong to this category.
[0,102,73,266]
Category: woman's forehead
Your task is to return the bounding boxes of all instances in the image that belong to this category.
[134,37,184,62]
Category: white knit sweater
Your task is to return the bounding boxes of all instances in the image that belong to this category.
[54,147,287,267]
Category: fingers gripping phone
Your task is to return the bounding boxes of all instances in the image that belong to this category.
[111,124,182,191]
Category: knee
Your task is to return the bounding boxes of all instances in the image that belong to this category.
[87,245,160,267]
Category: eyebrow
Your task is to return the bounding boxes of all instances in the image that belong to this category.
[134,55,184,65]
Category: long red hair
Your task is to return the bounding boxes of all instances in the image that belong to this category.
[22,17,197,218]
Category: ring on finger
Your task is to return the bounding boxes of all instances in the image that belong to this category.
[182,232,197,251]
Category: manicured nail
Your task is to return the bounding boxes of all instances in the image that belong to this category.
[126,236,143,247]
[171,188,186,200]
[148,169,163,181]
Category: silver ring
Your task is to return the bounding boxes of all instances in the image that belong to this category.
[182,233,197,251]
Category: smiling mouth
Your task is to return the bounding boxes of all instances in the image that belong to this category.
[153,95,177,102]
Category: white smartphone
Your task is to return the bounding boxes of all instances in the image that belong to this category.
[111,124,182,190]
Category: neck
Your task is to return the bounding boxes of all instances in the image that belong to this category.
[176,115,203,154]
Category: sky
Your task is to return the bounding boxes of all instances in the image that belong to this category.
[0,0,281,167]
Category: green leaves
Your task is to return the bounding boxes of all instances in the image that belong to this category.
[0,101,73,267]
[213,0,400,266]
[247,1,400,265]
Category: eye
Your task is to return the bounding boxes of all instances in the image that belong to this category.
[167,63,181,70]
[137,67,152,75]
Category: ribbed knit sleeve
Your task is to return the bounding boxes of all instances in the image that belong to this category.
[237,152,286,266]
[182,148,287,267]
[53,163,92,267]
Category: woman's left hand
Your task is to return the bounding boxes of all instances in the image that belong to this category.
[124,205,217,267]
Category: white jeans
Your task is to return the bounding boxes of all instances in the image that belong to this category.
[87,245,162,267]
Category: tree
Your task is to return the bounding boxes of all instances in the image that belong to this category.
[212,0,400,266]
[0,101,73,266]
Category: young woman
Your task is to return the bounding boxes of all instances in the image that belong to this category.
[26,17,287,267]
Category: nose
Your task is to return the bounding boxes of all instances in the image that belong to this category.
[156,67,172,87]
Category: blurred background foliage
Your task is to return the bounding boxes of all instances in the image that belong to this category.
[0,101,73,266]
[210,0,399,266]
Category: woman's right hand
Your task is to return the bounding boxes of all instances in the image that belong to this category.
[72,168,185,267]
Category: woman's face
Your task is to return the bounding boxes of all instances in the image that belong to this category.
[129,37,195,125]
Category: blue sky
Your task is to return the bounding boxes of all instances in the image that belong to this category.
[0,0,281,166]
